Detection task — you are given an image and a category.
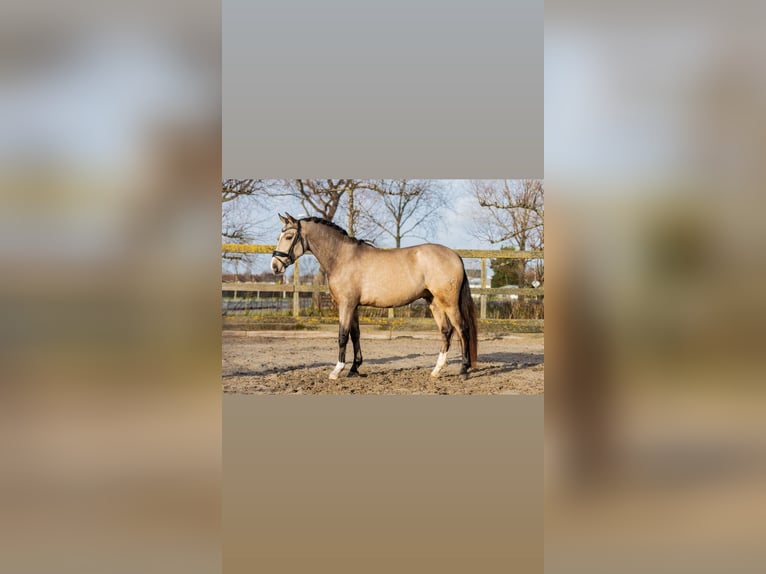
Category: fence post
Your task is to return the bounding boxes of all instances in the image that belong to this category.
[480,257,487,320]
[293,258,300,318]
[388,307,394,319]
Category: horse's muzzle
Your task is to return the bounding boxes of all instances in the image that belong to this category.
[271,257,284,275]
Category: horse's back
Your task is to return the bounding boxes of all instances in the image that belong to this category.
[383,243,465,293]
[371,243,463,277]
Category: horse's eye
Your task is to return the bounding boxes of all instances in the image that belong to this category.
[286,235,294,240]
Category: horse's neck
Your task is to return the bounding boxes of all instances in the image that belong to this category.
[305,226,346,275]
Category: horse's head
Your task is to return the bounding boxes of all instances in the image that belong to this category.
[271,213,307,275]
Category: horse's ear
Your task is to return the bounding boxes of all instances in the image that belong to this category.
[285,212,296,223]
[278,213,288,225]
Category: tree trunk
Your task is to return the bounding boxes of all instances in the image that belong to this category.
[347,189,355,236]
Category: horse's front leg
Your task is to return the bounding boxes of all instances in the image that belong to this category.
[329,303,356,380]
[348,308,363,376]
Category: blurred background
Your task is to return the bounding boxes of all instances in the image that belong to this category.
[0,1,220,572]
[546,1,766,572]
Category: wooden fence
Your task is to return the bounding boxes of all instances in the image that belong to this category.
[222,244,543,322]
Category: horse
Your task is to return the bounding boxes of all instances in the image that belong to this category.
[270,213,478,380]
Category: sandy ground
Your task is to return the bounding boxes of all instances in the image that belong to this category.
[222,329,543,395]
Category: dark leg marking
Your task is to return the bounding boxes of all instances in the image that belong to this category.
[348,310,364,376]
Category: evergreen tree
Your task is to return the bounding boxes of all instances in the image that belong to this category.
[490,246,525,287]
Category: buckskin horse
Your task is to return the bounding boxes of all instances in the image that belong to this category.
[271,213,478,379]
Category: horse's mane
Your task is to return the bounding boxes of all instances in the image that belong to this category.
[300,217,372,245]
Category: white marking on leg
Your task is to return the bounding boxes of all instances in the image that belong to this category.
[431,352,448,377]
[329,362,345,380]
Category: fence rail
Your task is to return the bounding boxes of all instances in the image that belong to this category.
[222,243,543,260]
[222,244,543,321]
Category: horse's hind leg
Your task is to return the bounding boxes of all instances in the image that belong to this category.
[348,308,364,376]
[430,302,454,377]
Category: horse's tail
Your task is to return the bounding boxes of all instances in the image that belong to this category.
[459,268,478,368]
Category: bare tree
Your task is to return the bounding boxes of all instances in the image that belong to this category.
[276,180,356,222]
[339,187,385,242]
[222,179,270,202]
[269,179,390,236]
[221,178,271,246]
[470,179,544,247]
[470,179,544,286]
[361,179,448,247]
[291,179,347,220]
[221,207,252,276]
[222,179,271,274]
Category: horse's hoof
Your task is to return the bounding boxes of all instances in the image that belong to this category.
[430,370,441,378]
[329,372,339,380]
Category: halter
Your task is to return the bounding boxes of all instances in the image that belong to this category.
[272,221,305,268]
